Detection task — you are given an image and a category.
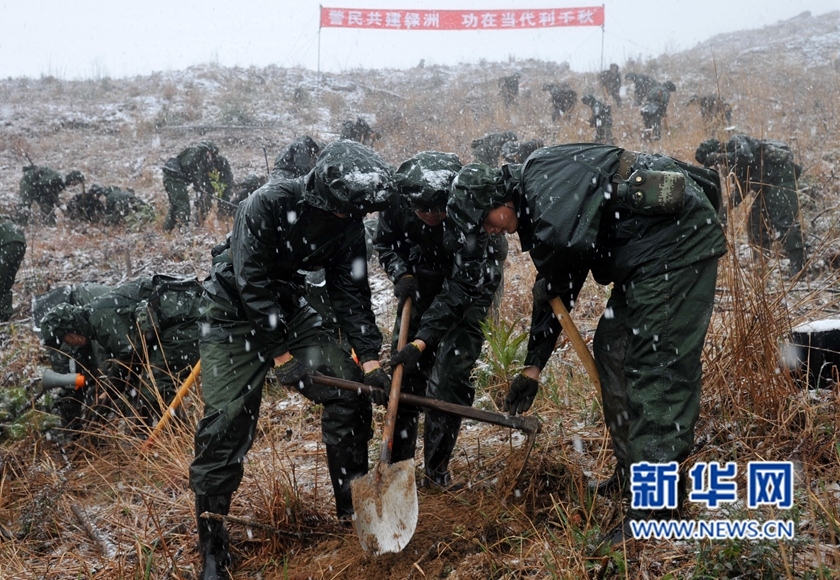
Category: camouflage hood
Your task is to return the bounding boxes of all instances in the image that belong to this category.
[273,136,320,178]
[695,139,721,166]
[305,140,397,216]
[40,303,91,347]
[395,151,462,209]
[446,163,509,235]
[64,170,85,186]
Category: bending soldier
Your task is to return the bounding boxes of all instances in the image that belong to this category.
[40,275,202,428]
[225,174,267,211]
[599,63,622,107]
[17,167,85,225]
[339,117,379,146]
[686,94,733,127]
[498,72,521,107]
[376,153,506,489]
[448,144,726,547]
[641,81,676,140]
[162,142,233,231]
[501,139,545,164]
[542,83,577,121]
[471,131,518,167]
[189,141,396,579]
[581,94,614,145]
[0,215,26,322]
[271,135,321,179]
[696,136,805,275]
[625,72,656,107]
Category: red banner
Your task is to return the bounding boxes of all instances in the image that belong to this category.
[320,7,604,30]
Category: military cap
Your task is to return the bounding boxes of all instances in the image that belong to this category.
[446,163,508,235]
[395,151,462,209]
[40,304,91,347]
[305,140,397,216]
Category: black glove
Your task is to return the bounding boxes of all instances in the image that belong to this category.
[363,367,391,406]
[393,275,419,310]
[274,356,311,390]
[504,373,539,416]
[390,342,423,374]
[532,278,557,307]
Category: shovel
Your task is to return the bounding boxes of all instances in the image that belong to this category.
[350,297,417,554]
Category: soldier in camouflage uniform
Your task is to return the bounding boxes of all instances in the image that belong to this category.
[471,131,518,167]
[625,72,656,107]
[599,63,622,107]
[272,135,321,179]
[376,153,506,489]
[0,216,26,322]
[339,118,379,146]
[224,137,319,213]
[448,144,726,545]
[641,81,676,140]
[581,94,614,145]
[542,83,577,121]
[40,275,202,428]
[686,94,733,125]
[189,141,396,580]
[225,174,267,213]
[498,72,521,107]
[66,184,153,225]
[34,282,112,427]
[17,166,85,225]
[501,139,545,164]
[162,142,233,231]
[696,136,805,275]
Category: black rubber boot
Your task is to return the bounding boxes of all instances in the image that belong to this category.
[588,466,627,497]
[195,494,232,580]
[423,410,462,490]
[325,443,369,521]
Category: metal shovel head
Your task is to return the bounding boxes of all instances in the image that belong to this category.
[351,458,418,554]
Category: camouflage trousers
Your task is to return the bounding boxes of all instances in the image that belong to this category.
[0,241,25,321]
[162,174,215,231]
[592,257,718,516]
[189,302,370,496]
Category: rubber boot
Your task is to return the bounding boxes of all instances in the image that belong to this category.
[423,410,462,490]
[195,494,232,580]
[325,443,369,521]
[588,465,627,497]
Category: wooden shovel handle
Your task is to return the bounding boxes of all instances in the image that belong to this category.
[381,297,412,464]
[548,297,602,402]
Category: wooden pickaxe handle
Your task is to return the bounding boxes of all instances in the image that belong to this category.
[311,374,540,435]
[142,359,201,450]
[548,297,602,401]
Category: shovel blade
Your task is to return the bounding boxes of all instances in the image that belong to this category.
[351,458,418,554]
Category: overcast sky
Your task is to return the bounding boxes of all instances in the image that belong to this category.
[0,1,836,79]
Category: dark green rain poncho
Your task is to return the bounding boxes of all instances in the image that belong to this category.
[190,140,397,505]
[449,143,727,520]
[375,153,506,486]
